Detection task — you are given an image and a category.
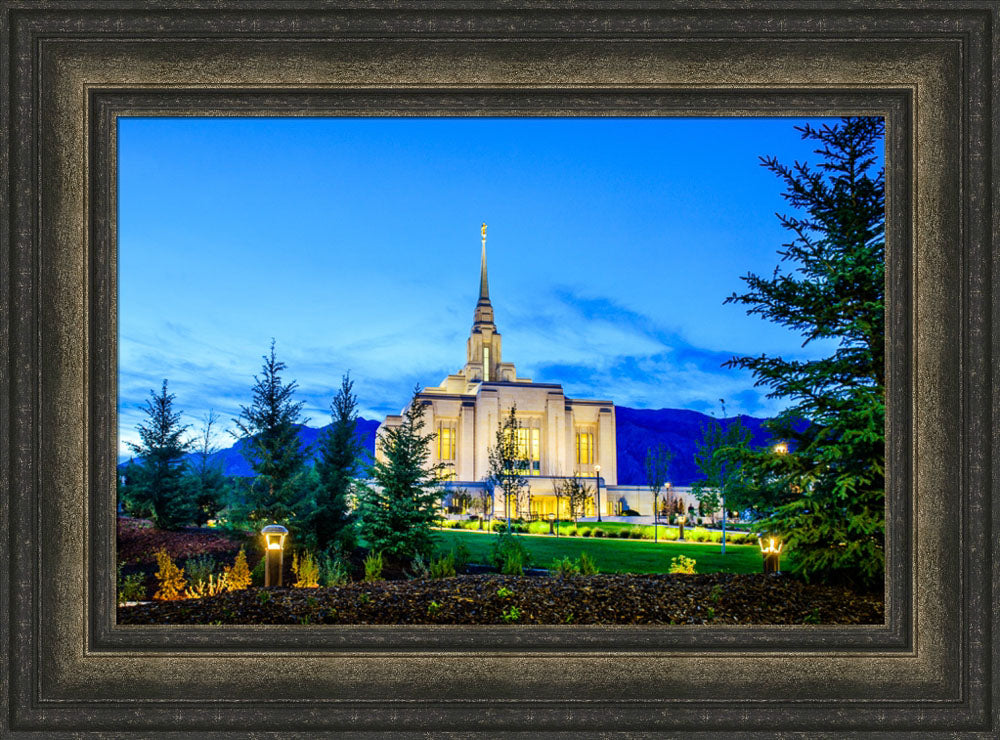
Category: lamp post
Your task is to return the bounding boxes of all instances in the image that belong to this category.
[759,535,783,573]
[594,464,602,522]
[261,524,288,587]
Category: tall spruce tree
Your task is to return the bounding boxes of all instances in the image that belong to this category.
[357,388,443,561]
[724,117,885,588]
[182,410,229,527]
[126,380,194,530]
[306,373,363,553]
[232,339,310,526]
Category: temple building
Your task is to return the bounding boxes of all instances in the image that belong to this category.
[376,224,619,520]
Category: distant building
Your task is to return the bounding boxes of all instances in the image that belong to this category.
[377,225,703,521]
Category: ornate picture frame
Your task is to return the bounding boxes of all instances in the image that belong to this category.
[1,2,995,735]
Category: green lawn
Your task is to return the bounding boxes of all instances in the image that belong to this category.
[435,529,766,575]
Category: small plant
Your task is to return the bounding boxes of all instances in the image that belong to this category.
[183,555,217,588]
[257,590,272,604]
[358,592,371,605]
[802,608,822,625]
[579,527,592,537]
[577,551,598,575]
[491,533,531,574]
[427,600,443,617]
[299,615,311,625]
[450,542,471,574]
[429,553,457,579]
[496,585,514,599]
[184,571,230,599]
[224,548,252,591]
[116,563,146,605]
[705,606,716,620]
[501,605,522,623]
[363,551,384,582]
[409,552,431,579]
[292,551,320,588]
[549,556,580,578]
[306,595,318,608]
[153,548,187,601]
[708,584,724,603]
[564,612,575,624]
[668,555,697,574]
[593,528,606,538]
[318,552,350,587]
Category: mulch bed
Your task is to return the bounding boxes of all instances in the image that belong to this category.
[117,572,884,626]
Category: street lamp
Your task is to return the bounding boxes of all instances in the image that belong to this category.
[773,441,789,455]
[261,524,288,587]
[594,464,602,522]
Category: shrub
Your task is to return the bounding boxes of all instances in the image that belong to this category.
[617,529,631,539]
[669,555,697,574]
[363,551,384,582]
[116,564,146,605]
[292,551,320,588]
[490,533,531,573]
[317,552,350,586]
[578,551,598,575]
[579,527,592,538]
[409,552,431,579]
[593,528,606,538]
[183,555,216,588]
[429,553,457,579]
[450,541,471,574]
[629,528,644,539]
[565,527,578,537]
[496,586,514,599]
[549,556,580,577]
[224,548,252,591]
[250,554,266,586]
[427,600,443,617]
[185,571,229,599]
[153,549,187,600]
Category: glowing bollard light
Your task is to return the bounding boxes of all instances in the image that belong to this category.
[759,535,784,573]
[677,514,687,541]
[548,512,556,535]
[261,524,289,587]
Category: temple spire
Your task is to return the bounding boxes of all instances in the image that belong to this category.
[472,222,495,329]
[479,222,489,300]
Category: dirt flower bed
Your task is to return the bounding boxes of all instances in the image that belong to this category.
[117,517,244,565]
[117,573,883,626]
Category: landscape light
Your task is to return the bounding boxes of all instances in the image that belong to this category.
[548,511,556,535]
[261,524,288,587]
[594,464,602,522]
[758,535,783,573]
[773,442,789,455]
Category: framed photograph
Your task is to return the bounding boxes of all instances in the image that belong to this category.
[2,1,996,736]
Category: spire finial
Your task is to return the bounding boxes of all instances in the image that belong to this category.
[479,222,489,301]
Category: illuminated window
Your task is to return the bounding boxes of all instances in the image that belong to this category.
[575,431,595,465]
[438,425,456,461]
[514,427,541,476]
[483,346,490,381]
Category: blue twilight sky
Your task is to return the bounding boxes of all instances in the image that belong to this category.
[118,116,882,456]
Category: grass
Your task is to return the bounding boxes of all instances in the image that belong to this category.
[435,529,766,575]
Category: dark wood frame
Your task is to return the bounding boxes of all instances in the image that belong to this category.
[1,2,996,736]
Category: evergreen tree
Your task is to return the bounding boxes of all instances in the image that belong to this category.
[126,380,194,530]
[232,339,310,527]
[182,410,230,527]
[486,405,530,533]
[724,117,885,588]
[357,388,443,561]
[306,373,363,553]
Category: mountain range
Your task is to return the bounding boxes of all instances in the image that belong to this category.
[120,407,779,487]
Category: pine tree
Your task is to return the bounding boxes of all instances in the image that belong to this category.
[306,373,363,553]
[126,380,194,530]
[357,388,444,561]
[724,117,885,588]
[486,406,531,533]
[183,410,230,527]
[232,339,310,527]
